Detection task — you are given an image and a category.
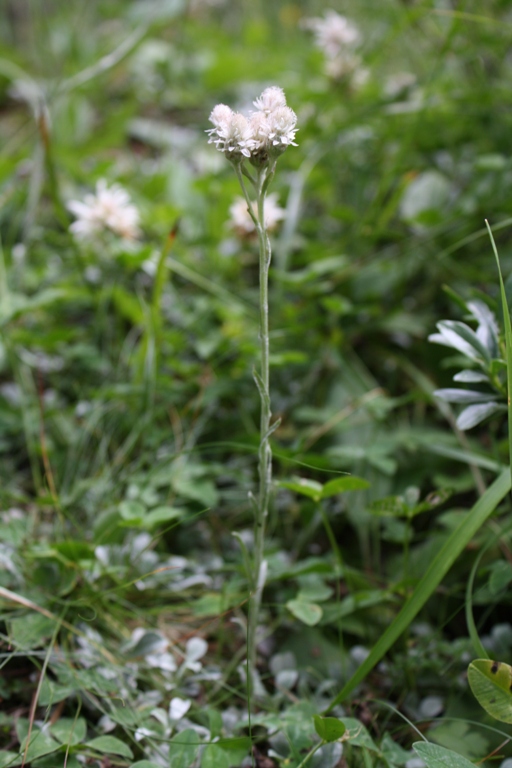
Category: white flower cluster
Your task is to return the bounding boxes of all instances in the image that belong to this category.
[229,193,285,236]
[207,86,298,162]
[302,10,365,82]
[68,179,141,241]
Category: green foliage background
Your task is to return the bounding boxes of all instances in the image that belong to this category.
[2,0,512,765]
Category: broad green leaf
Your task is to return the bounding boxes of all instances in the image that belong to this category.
[489,561,512,594]
[339,718,377,751]
[380,732,412,766]
[19,732,61,762]
[297,583,333,603]
[85,736,133,759]
[216,736,252,751]
[131,763,164,768]
[31,755,81,768]
[0,752,20,768]
[370,496,407,517]
[287,599,323,626]
[321,476,370,497]
[38,678,77,706]
[321,589,396,623]
[468,659,512,723]
[143,506,184,529]
[8,614,57,650]
[50,717,87,745]
[172,475,218,507]
[279,477,323,500]
[456,402,506,431]
[201,745,230,768]
[168,729,200,768]
[53,541,94,562]
[413,742,476,768]
[119,500,146,523]
[313,715,346,742]
[325,469,511,711]
[428,720,488,760]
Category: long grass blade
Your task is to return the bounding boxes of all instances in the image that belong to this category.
[486,220,512,487]
[324,468,510,711]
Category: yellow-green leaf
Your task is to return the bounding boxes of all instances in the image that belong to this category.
[313,715,346,742]
[468,659,512,723]
[286,599,323,626]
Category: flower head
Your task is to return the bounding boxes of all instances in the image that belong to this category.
[68,180,141,241]
[207,86,297,163]
[207,106,254,159]
[266,106,298,149]
[253,86,287,114]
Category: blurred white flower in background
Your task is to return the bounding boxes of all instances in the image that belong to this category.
[67,179,141,240]
[302,10,366,83]
[229,193,285,236]
[303,10,360,57]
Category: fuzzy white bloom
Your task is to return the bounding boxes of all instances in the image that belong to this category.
[253,86,287,114]
[207,86,297,161]
[207,105,254,158]
[303,10,360,58]
[68,179,141,240]
[265,106,298,149]
[229,193,285,235]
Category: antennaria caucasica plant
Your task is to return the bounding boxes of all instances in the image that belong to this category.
[206,87,298,685]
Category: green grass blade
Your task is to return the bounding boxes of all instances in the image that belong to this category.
[486,220,512,487]
[324,468,511,711]
[465,549,489,660]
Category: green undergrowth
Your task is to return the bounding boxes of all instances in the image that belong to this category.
[1,0,512,766]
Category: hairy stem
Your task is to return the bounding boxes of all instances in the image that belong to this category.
[246,165,273,684]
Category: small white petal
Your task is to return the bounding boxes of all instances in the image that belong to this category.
[185,636,208,662]
[169,697,192,720]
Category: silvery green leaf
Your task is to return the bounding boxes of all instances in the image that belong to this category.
[185,636,208,663]
[433,389,498,404]
[123,629,167,658]
[431,321,490,362]
[169,697,191,720]
[453,370,490,383]
[456,402,507,430]
[468,300,499,357]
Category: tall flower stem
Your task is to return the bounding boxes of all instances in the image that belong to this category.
[235,163,275,684]
[208,85,297,706]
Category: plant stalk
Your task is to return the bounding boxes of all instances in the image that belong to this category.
[247,166,273,683]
